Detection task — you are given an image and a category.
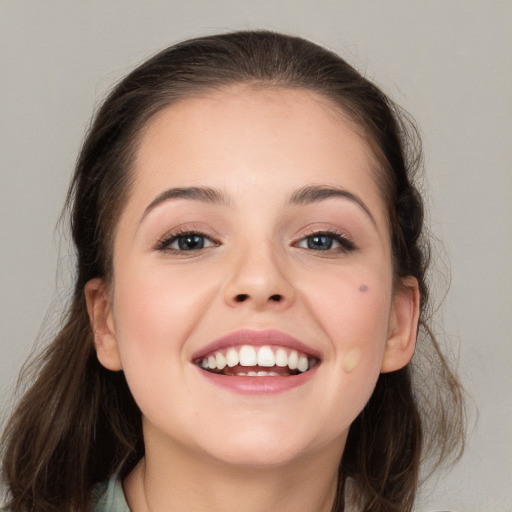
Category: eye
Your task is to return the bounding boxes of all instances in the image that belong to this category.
[296,231,355,253]
[155,231,218,253]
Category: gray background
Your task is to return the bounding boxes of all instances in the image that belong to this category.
[1,1,511,510]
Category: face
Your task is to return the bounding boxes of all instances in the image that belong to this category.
[87,86,418,468]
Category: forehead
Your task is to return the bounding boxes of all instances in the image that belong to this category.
[122,86,389,236]
[135,87,380,185]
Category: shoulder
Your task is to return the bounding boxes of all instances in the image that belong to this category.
[89,477,131,512]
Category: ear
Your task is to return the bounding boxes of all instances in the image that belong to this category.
[84,278,123,371]
[381,276,420,373]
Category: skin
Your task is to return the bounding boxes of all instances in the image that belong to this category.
[86,86,419,512]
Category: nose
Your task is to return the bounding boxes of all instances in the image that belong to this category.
[223,243,296,310]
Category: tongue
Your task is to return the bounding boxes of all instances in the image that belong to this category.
[221,365,292,376]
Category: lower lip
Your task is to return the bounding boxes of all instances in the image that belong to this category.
[196,365,318,394]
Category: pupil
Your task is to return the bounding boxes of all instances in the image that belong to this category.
[308,235,332,250]
[178,235,204,250]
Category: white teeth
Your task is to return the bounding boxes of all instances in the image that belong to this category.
[223,370,281,377]
[215,352,226,370]
[226,348,239,367]
[275,348,288,367]
[237,371,281,377]
[239,345,257,366]
[257,346,275,367]
[199,345,315,373]
[288,350,299,370]
[298,355,309,373]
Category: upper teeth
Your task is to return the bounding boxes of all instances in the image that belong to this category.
[199,345,313,373]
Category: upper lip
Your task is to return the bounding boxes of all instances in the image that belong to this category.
[191,329,322,361]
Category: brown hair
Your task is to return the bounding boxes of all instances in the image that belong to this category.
[1,31,465,512]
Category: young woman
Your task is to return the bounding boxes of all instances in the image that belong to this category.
[1,31,465,512]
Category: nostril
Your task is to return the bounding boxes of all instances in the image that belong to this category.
[233,293,284,303]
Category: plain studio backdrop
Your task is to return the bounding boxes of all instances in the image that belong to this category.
[1,1,510,511]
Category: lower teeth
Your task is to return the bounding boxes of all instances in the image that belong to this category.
[211,368,300,377]
[233,371,281,377]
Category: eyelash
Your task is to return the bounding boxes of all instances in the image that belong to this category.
[155,229,219,254]
[154,229,356,254]
[294,229,356,253]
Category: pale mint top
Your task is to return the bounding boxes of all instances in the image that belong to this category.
[90,477,130,512]
[87,478,456,512]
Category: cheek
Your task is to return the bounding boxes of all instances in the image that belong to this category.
[109,264,217,390]
[302,267,392,385]
[280,267,393,442]
[307,268,391,345]
[107,265,222,433]
[319,281,391,428]
[113,263,210,337]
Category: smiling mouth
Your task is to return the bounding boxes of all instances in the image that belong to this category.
[195,345,319,377]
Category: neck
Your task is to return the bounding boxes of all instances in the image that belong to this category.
[124,428,345,512]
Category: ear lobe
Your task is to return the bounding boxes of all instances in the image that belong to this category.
[381,276,420,373]
[84,278,123,371]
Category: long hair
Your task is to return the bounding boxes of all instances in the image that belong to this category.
[1,31,465,512]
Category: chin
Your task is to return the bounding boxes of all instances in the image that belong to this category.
[195,426,324,468]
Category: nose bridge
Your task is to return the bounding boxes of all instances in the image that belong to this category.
[223,233,295,309]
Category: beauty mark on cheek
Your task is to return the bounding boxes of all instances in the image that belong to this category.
[359,284,369,292]
[343,349,361,374]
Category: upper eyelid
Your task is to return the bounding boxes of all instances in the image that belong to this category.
[158,225,219,240]
[294,227,354,243]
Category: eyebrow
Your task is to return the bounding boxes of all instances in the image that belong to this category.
[141,184,376,226]
[141,186,230,221]
[289,185,377,226]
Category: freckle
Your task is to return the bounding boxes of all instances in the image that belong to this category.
[359,284,369,292]
[343,349,361,374]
